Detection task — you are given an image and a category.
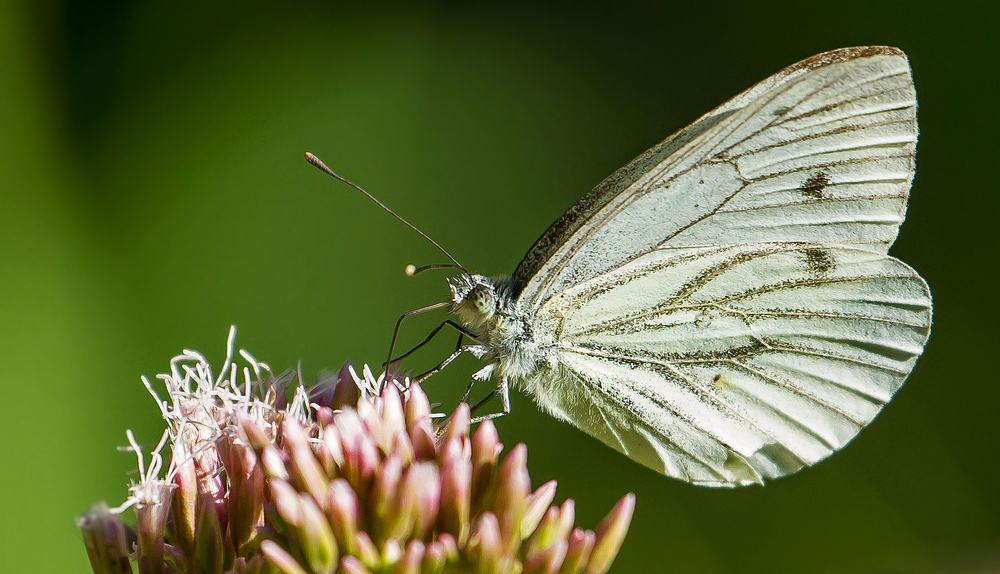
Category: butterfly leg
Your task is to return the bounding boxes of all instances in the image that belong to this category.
[470,377,511,424]
[460,363,496,402]
[386,320,479,368]
[414,344,487,384]
[385,300,452,371]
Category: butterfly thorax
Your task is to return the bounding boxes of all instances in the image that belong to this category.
[448,274,546,382]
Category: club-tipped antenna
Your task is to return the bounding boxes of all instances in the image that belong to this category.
[305,152,468,275]
[404,263,464,276]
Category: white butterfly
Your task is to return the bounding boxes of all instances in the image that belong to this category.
[309,46,932,487]
[445,46,932,487]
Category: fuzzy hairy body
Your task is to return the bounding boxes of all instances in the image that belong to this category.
[448,274,549,389]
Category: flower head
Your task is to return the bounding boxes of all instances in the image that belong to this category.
[78,328,634,573]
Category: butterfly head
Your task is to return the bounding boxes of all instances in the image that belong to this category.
[448,274,499,329]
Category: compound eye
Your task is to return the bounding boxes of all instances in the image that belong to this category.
[469,285,496,314]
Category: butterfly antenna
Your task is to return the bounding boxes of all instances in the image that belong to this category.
[305,152,469,275]
[404,263,464,276]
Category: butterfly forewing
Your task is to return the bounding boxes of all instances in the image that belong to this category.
[514,47,917,313]
[508,47,931,486]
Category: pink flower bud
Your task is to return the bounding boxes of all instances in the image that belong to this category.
[77,503,133,574]
[379,384,406,449]
[261,540,309,574]
[338,555,372,574]
[467,513,502,574]
[407,463,441,540]
[391,539,424,574]
[521,480,557,539]
[270,478,301,527]
[441,403,470,450]
[194,493,224,574]
[586,493,635,574]
[494,444,530,525]
[404,384,431,429]
[524,539,567,574]
[297,493,338,573]
[561,528,595,574]
[261,445,289,480]
[353,531,379,569]
[321,424,345,473]
[438,456,471,544]
[283,420,329,504]
[326,478,359,554]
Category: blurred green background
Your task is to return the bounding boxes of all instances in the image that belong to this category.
[2,1,997,572]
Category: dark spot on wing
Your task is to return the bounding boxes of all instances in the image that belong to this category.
[712,373,732,391]
[695,309,713,329]
[773,106,792,116]
[802,248,835,275]
[799,172,830,199]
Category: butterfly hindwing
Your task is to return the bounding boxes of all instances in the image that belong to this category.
[525,243,931,486]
